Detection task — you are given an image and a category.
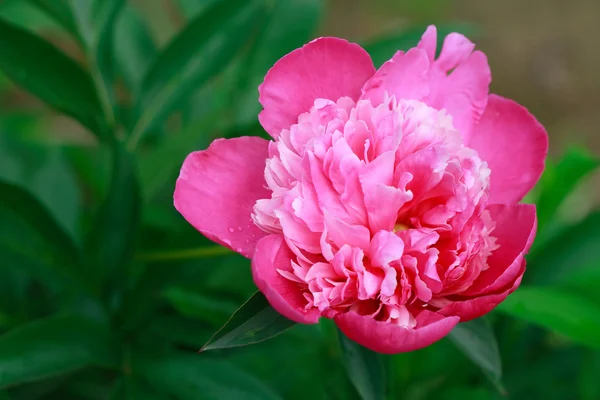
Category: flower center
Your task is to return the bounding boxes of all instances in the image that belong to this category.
[252,95,495,326]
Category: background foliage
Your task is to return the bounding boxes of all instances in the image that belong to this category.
[0,0,599,399]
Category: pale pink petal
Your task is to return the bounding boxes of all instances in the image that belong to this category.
[252,234,321,324]
[468,94,549,204]
[464,204,536,296]
[174,137,270,258]
[259,38,376,138]
[335,310,459,354]
[361,48,431,106]
[439,270,524,322]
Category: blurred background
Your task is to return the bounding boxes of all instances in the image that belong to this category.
[0,0,599,399]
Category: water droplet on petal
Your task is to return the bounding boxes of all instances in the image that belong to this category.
[236,247,243,252]
[228,228,234,233]
[237,226,242,232]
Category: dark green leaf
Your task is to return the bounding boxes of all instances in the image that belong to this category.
[84,144,140,293]
[0,180,82,287]
[536,147,599,230]
[135,351,283,400]
[448,317,504,392]
[201,291,296,352]
[498,286,600,349]
[363,23,477,67]
[234,0,323,126]
[337,329,385,400]
[0,314,118,389]
[110,376,163,400]
[162,287,238,326]
[0,19,103,135]
[130,0,266,144]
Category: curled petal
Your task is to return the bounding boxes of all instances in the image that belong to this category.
[439,270,524,322]
[468,94,549,204]
[259,37,375,138]
[335,310,459,354]
[252,234,321,324]
[464,204,537,296]
[174,137,270,258]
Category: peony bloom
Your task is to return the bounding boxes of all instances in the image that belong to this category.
[174,26,548,354]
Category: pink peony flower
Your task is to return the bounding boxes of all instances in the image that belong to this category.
[174,26,548,354]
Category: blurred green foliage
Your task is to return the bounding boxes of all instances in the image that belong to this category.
[0,0,599,399]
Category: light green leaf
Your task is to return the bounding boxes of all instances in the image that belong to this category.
[201,291,296,352]
[527,212,600,284]
[137,113,219,200]
[0,19,103,135]
[498,286,600,349]
[0,314,118,389]
[136,351,283,400]
[129,0,266,147]
[536,147,599,230]
[448,317,504,393]
[337,329,385,400]
[25,0,78,35]
[114,5,157,95]
[234,0,323,127]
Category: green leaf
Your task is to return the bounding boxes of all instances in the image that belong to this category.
[0,19,103,135]
[114,5,157,95]
[68,0,126,128]
[137,112,220,199]
[84,144,140,293]
[110,377,163,400]
[448,317,504,392]
[26,0,78,35]
[497,286,600,349]
[0,314,118,389]
[363,23,477,67]
[135,351,283,400]
[0,128,81,238]
[162,287,239,326]
[337,329,385,400]
[536,147,599,230]
[129,0,266,146]
[201,291,296,352]
[234,0,323,126]
[527,212,600,284]
[0,180,82,287]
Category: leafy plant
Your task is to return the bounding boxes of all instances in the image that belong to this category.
[0,1,599,399]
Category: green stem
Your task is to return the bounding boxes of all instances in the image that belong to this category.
[135,246,232,262]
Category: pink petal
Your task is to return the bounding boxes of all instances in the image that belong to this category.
[335,310,459,354]
[464,204,537,296]
[252,234,321,324]
[259,38,376,138]
[468,94,549,204]
[365,27,491,138]
[174,137,270,258]
[361,48,431,107]
[439,270,524,322]
[431,50,490,138]
[417,25,437,61]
